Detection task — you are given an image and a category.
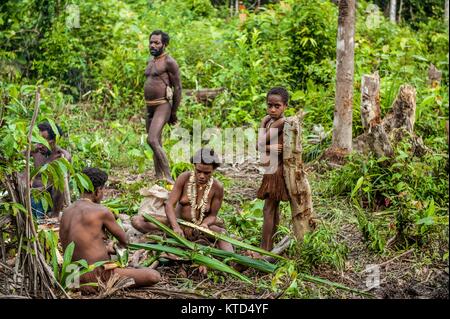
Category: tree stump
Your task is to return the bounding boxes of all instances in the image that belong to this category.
[361,72,381,130]
[283,113,315,242]
[184,88,225,105]
[427,64,442,88]
[354,76,426,158]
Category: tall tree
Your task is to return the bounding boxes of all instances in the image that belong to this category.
[390,0,397,23]
[328,0,356,158]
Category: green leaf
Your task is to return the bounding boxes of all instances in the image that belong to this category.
[351,176,364,198]
[31,133,50,150]
[416,216,434,226]
[61,242,75,282]
[412,55,428,62]
[46,118,60,143]
[77,259,89,269]
[142,213,195,250]
[77,173,94,193]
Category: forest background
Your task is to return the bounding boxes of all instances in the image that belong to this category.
[0,0,448,298]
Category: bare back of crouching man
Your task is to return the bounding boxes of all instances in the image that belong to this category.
[131,148,233,253]
[144,30,182,184]
[60,168,160,294]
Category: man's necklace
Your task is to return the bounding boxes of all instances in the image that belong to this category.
[79,198,93,203]
[186,172,213,225]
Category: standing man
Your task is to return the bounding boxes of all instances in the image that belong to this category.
[144,30,182,184]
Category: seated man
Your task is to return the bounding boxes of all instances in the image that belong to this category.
[30,122,71,219]
[131,148,233,253]
[59,167,161,293]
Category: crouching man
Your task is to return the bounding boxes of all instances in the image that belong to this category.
[59,167,161,293]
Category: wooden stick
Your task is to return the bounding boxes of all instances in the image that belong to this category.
[24,87,41,223]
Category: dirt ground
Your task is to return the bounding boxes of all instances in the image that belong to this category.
[70,162,449,299]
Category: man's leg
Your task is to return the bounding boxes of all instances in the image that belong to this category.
[146,107,163,179]
[147,103,174,183]
[114,267,161,287]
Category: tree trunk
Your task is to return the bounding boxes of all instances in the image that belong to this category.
[398,0,403,23]
[445,0,449,24]
[283,113,315,242]
[330,0,356,157]
[389,0,397,23]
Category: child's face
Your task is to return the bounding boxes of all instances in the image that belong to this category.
[266,94,287,119]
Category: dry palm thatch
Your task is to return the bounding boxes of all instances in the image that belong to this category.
[96,273,135,298]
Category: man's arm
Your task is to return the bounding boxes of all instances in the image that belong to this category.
[166,58,182,124]
[200,182,223,227]
[102,209,128,247]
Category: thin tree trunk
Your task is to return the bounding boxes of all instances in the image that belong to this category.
[330,0,356,155]
[25,88,41,230]
[398,0,403,23]
[390,0,397,23]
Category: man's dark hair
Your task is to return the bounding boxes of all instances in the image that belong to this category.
[38,122,64,141]
[191,148,221,169]
[267,87,289,105]
[82,167,108,192]
[150,30,170,46]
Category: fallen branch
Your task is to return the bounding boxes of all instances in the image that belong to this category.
[142,287,208,299]
[299,273,374,298]
[377,249,414,268]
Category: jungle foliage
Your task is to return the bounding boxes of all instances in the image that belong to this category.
[0,0,448,297]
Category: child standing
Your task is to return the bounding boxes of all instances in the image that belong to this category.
[257,87,290,251]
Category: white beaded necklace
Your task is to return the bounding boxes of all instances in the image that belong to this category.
[187,171,213,225]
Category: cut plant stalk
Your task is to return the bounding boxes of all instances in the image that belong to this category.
[130,243,190,259]
[142,213,194,249]
[146,234,278,273]
[130,243,252,283]
[176,219,286,261]
[298,273,374,298]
